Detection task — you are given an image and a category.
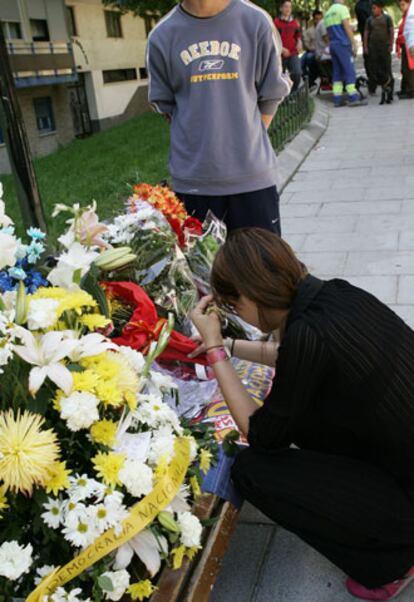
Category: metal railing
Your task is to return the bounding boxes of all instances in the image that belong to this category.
[269,79,313,153]
[6,40,73,56]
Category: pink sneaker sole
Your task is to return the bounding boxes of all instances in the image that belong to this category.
[346,565,414,601]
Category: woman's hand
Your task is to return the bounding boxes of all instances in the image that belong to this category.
[190,295,223,348]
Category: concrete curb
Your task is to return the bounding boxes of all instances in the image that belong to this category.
[277,99,330,194]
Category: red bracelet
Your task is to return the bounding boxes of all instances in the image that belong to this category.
[206,346,230,366]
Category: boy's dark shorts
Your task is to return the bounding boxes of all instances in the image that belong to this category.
[176,185,281,235]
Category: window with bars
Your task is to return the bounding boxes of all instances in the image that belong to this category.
[33,97,56,133]
[105,11,122,38]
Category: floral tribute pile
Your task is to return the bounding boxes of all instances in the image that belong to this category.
[0,184,223,601]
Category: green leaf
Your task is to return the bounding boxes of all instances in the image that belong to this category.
[97,575,114,592]
[81,264,110,318]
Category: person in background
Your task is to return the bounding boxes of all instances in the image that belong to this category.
[301,10,324,87]
[274,0,303,91]
[146,0,291,235]
[355,0,373,79]
[315,13,333,90]
[405,0,414,59]
[325,0,367,107]
[364,0,394,104]
[398,0,414,97]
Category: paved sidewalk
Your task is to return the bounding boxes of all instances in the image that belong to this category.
[210,94,414,602]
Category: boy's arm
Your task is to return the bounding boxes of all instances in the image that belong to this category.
[256,21,292,129]
[146,37,176,118]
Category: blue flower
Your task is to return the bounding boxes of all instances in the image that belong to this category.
[0,271,15,292]
[26,240,45,264]
[27,227,46,241]
[8,266,26,281]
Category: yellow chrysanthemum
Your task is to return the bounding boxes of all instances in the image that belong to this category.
[92,452,125,486]
[0,410,60,495]
[170,545,199,570]
[72,370,100,394]
[90,419,118,447]
[31,287,96,316]
[190,475,202,499]
[79,314,111,331]
[44,461,71,495]
[0,485,9,517]
[82,352,139,408]
[127,580,158,601]
[199,449,213,474]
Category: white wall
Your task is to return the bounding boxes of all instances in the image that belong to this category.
[68,0,148,122]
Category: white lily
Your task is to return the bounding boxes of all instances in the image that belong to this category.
[66,332,118,362]
[113,529,168,577]
[48,242,99,290]
[0,198,13,227]
[13,327,77,395]
[0,232,17,270]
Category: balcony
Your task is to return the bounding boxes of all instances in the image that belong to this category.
[6,41,78,88]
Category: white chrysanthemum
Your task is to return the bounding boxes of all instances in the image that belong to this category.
[62,506,99,548]
[91,502,116,533]
[60,392,100,432]
[119,346,145,374]
[0,540,33,580]
[27,298,59,331]
[42,498,64,529]
[100,569,130,601]
[103,491,129,534]
[135,395,181,430]
[49,586,91,602]
[68,474,101,502]
[177,512,203,548]
[118,459,154,498]
[34,564,56,585]
[148,426,176,465]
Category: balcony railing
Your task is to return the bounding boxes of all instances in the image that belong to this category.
[6,41,78,88]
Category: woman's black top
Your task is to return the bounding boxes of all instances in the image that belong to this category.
[248,274,414,496]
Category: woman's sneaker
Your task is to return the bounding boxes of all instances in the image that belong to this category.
[348,93,368,107]
[346,565,414,600]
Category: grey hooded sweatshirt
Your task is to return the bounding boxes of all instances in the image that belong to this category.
[146,0,291,196]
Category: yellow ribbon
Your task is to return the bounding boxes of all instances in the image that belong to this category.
[27,438,191,601]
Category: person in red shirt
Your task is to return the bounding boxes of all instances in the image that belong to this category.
[274,0,303,91]
[396,0,414,98]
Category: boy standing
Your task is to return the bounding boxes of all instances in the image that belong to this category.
[364,0,394,104]
[396,0,414,99]
[146,0,291,234]
[274,1,302,91]
[324,0,366,107]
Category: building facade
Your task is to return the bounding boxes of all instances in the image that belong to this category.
[0,0,78,173]
[0,0,151,174]
[67,0,150,132]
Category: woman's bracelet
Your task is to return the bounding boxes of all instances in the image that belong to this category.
[206,344,224,352]
[230,338,236,356]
